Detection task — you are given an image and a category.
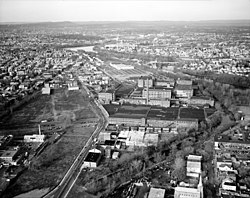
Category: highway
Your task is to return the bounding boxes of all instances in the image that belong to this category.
[42,81,108,198]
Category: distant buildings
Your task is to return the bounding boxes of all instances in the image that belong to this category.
[110,63,134,70]
[214,127,250,197]
[98,90,116,104]
[42,87,51,95]
[67,80,79,91]
[142,87,172,100]
[175,84,193,99]
[189,96,214,107]
[121,97,170,108]
[138,76,154,88]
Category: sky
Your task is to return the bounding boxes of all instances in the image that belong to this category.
[0,0,250,23]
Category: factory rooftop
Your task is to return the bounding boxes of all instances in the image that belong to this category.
[104,104,207,121]
[179,107,206,121]
[84,152,102,163]
[215,133,250,144]
[103,104,151,119]
[147,107,179,121]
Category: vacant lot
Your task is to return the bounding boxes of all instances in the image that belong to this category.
[0,93,53,135]
[52,88,96,123]
[3,126,96,198]
[2,88,98,198]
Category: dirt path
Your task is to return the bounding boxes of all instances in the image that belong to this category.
[51,95,57,121]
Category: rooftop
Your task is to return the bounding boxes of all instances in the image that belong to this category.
[139,76,153,80]
[104,104,151,119]
[179,107,205,121]
[191,96,213,101]
[175,84,193,90]
[147,107,179,120]
[148,188,165,198]
[104,104,207,122]
[84,152,101,163]
[215,133,250,144]
[175,186,201,193]
[144,87,172,91]
[0,150,18,158]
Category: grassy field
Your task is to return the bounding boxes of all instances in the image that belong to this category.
[67,184,98,198]
[2,88,98,198]
[3,126,96,198]
[0,93,53,134]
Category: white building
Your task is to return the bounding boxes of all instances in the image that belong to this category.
[0,150,19,165]
[42,87,51,95]
[68,80,79,90]
[24,134,45,142]
[110,63,134,70]
[148,188,165,198]
[186,155,202,176]
[82,149,102,168]
[174,155,203,198]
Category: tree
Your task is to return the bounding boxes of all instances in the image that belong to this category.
[183,146,194,157]
[117,153,133,167]
[131,160,142,173]
[146,145,157,156]
[207,111,222,129]
[154,152,165,163]
[173,157,185,170]
[171,166,186,181]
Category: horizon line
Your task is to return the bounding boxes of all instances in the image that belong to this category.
[1,19,250,25]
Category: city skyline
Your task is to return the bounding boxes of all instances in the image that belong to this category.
[0,0,250,23]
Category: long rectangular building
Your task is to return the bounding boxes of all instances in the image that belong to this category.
[103,104,205,130]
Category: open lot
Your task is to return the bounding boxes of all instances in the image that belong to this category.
[1,88,98,198]
[52,88,96,123]
[0,93,53,135]
[3,126,96,198]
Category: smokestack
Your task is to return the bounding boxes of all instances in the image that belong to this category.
[146,78,149,105]
[38,124,41,135]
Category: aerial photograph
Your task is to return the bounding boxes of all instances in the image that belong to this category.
[0,0,250,197]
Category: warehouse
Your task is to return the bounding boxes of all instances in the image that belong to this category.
[176,118,199,130]
[0,149,19,165]
[98,89,116,104]
[82,149,102,168]
[189,96,215,107]
[147,107,178,127]
[104,104,150,126]
[142,87,172,99]
[175,84,193,99]
[103,104,205,130]
[110,63,134,70]
[137,76,154,88]
[120,98,170,108]
[179,107,206,121]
